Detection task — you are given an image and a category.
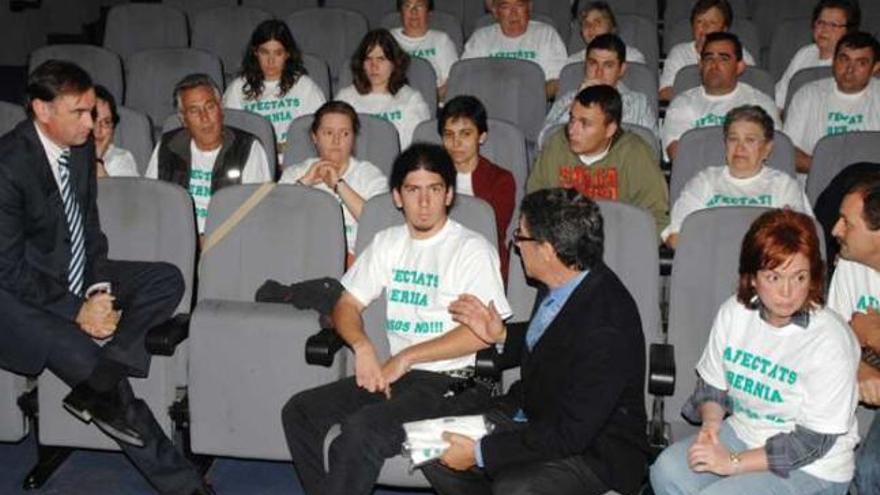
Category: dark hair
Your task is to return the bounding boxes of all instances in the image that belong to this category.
[702,31,743,61]
[846,173,880,231]
[26,60,93,118]
[92,85,119,126]
[240,20,307,100]
[352,29,410,95]
[577,1,617,29]
[389,143,456,195]
[812,0,860,31]
[587,33,626,64]
[723,105,774,141]
[520,188,604,271]
[310,100,360,136]
[173,73,222,110]
[397,0,433,10]
[690,0,733,28]
[574,84,622,126]
[737,209,825,310]
[437,95,488,135]
[835,31,880,63]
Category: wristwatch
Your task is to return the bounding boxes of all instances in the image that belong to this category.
[333,178,346,194]
[729,451,742,473]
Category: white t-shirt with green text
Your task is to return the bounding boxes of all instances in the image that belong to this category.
[462,20,568,80]
[828,258,880,321]
[698,296,860,482]
[391,28,458,86]
[341,219,512,373]
[335,84,431,149]
[279,156,388,254]
[783,78,880,155]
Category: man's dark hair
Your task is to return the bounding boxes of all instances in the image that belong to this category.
[574,84,622,126]
[389,143,456,196]
[520,188,604,271]
[690,0,733,28]
[173,73,222,110]
[397,0,433,10]
[437,95,488,135]
[835,31,880,63]
[811,0,860,31]
[26,60,93,118]
[310,100,360,136]
[587,33,627,64]
[93,85,120,126]
[702,31,743,61]
[351,29,410,95]
[847,173,880,231]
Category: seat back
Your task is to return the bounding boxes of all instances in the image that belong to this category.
[807,132,880,206]
[600,0,658,20]
[380,10,464,52]
[240,0,318,17]
[446,58,546,143]
[673,64,774,100]
[164,0,237,17]
[767,17,813,82]
[337,56,438,111]
[531,0,573,41]
[29,45,124,103]
[283,113,400,176]
[670,126,797,205]
[325,0,397,28]
[411,118,528,240]
[354,194,497,362]
[751,0,815,49]
[622,123,661,163]
[115,106,154,176]
[784,68,832,110]
[0,371,28,442]
[285,8,369,81]
[0,102,25,137]
[191,6,273,80]
[103,4,189,59]
[302,54,332,100]
[162,108,278,173]
[124,48,224,133]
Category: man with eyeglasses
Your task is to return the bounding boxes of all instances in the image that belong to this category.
[421,188,649,495]
[784,31,880,174]
[662,31,780,162]
[775,0,861,110]
[145,73,272,235]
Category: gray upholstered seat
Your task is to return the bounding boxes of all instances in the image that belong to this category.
[0,102,25,137]
[240,0,318,17]
[325,0,397,28]
[806,131,880,207]
[766,18,813,82]
[103,4,189,60]
[164,0,237,18]
[285,8,369,82]
[0,371,29,443]
[190,6,273,81]
[115,106,154,177]
[29,45,124,103]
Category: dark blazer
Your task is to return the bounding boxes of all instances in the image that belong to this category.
[0,120,108,374]
[481,262,650,495]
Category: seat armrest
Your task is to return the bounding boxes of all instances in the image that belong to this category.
[648,343,675,396]
[474,347,502,380]
[305,327,345,367]
[145,313,190,356]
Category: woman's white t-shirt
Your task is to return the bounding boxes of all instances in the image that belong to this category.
[336,84,431,149]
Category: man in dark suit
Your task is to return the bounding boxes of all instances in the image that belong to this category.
[0,60,205,494]
[423,188,650,495]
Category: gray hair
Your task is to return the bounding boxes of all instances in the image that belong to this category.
[173,73,222,112]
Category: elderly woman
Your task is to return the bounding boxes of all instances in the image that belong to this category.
[336,29,431,149]
[567,1,646,64]
[662,105,811,249]
[93,85,139,177]
[279,101,387,263]
[390,0,458,100]
[652,209,860,495]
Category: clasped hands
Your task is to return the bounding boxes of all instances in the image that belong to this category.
[687,422,736,476]
[75,293,121,339]
[299,160,342,191]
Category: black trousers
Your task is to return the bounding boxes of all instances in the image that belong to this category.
[1,260,202,495]
[421,408,610,495]
[281,369,491,495]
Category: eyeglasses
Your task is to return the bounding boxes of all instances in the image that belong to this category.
[815,19,847,30]
[512,227,538,243]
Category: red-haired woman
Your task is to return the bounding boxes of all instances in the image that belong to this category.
[651,209,859,495]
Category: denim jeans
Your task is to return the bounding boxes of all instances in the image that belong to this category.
[855,410,880,494]
[650,422,850,495]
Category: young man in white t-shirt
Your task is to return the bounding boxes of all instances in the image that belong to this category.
[145,74,272,235]
[784,31,880,174]
[390,0,459,100]
[281,143,511,495]
[662,32,779,161]
[827,177,880,493]
[462,0,568,98]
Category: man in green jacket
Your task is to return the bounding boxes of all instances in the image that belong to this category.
[527,85,669,234]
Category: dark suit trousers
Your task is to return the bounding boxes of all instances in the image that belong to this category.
[0,260,201,495]
[281,370,491,495]
[421,408,610,495]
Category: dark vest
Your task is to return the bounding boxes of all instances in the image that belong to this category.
[157,126,255,193]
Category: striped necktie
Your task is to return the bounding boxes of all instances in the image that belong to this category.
[58,150,85,296]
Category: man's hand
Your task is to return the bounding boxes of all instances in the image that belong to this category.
[859,362,880,406]
[353,343,388,397]
[439,432,477,471]
[381,352,411,393]
[449,295,506,344]
[76,293,119,339]
[851,309,880,350]
[687,429,734,475]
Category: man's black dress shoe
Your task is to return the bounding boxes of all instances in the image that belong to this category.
[62,382,145,448]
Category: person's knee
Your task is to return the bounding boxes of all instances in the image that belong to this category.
[492,470,544,495]
[281,392,310,434]
[155,262,184,300]
[855,447,880,492]
[650,448,685,495]
[337,408,400,458]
